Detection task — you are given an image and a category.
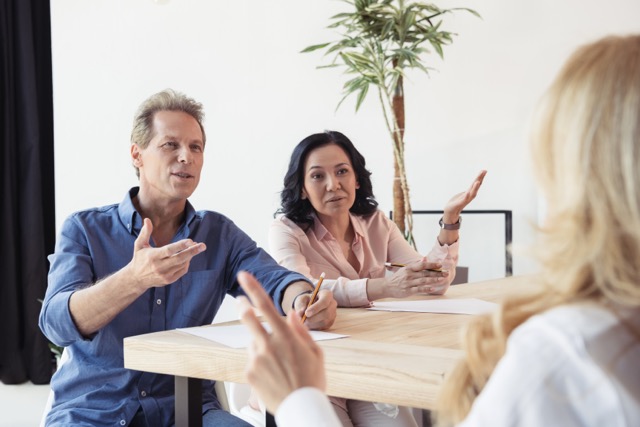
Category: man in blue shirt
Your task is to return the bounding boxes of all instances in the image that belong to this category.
[39,89,337,426]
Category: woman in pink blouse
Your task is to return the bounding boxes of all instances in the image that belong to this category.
[268,130,485,426]
[270,131,485,308]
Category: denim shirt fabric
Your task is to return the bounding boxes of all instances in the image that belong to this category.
[39,187,308,426]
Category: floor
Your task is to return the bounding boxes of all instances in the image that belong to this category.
[0,296,240,427]
[0,381,50,427]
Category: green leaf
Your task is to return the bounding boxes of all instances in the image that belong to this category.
[316,63,341,69]
[300,43,331,53]
[330,12,357,20]
[430,39,444,58]
[354,83,370,111]
[451,7,482,19]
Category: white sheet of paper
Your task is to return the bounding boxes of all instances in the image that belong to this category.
[177,323,348,348]
[368,298,497,315]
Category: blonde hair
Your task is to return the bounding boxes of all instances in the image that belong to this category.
[436,34,640,425]
[130,89,206,177]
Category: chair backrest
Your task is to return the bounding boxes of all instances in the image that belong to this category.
[390,210,513,282]
[213,297,265,427]
[39,348,69,427]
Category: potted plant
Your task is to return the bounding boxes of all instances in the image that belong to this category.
[302,0,479,246]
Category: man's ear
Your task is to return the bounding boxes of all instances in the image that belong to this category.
[131,144,142,167]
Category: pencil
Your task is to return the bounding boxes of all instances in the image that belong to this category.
[384,262,405,268]
[300,272,325,323]
[384,262,445,272]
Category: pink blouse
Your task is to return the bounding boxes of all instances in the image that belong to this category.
[268,210,459,307]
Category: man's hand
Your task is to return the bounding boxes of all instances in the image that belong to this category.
[292,289,337,331]
[69,218,207,337]
[128,218,206,291]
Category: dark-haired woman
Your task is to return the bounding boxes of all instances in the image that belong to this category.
[268,130,485,426]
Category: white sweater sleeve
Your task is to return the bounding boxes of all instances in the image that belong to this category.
[275,388,341,427]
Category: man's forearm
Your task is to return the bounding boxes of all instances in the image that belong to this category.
[69,265,146,337]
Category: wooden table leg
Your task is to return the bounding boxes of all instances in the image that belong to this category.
[175,376,202,427]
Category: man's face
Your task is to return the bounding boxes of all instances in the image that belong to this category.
[132,110,204,203]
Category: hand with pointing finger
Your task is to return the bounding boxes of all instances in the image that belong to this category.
[237,271,326,415]
[127,218,207,291]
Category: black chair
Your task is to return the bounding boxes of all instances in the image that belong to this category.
[390,210,513,279]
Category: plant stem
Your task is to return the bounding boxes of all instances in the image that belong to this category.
[378,79,416,248]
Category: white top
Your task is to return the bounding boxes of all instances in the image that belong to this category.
[459,302,640,427]
[276,387,341,427]
[274,303,640,427]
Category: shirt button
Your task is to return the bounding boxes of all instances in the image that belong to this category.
[141,390,147,397]
[120,420,126,426]
[156,299,162,305]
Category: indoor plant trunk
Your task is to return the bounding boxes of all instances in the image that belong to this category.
[391,68,414,245]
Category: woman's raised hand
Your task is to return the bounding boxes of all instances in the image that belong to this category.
[443,170,487,219]
[237,271,326,414]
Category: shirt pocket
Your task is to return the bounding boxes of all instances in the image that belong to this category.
[178,270,223,324]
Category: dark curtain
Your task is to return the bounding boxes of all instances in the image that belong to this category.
[0,0,55,384]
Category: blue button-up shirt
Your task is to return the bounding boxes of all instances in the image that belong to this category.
[39,188,309,426]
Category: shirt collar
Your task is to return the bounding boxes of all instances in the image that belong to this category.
[311,213,329,240]
[311,211,364,242]
[349,212,365,241]
[118,187,140,235]
[118,187,197,236]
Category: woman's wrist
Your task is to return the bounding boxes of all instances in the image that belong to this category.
[440,215,461,229]
[365,278,386,301]
[437,229,459,246]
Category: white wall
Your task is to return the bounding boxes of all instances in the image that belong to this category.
[51,0,640,284]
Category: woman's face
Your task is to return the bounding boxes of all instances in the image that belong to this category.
[302,143,359,221]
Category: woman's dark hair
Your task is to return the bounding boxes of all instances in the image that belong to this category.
[276,130,378,229]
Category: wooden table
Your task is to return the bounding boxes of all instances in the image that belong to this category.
[123,275,535,426]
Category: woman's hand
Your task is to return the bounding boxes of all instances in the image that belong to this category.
[368,258,450,299]
[237,271,326,415]
[438,170,487,246]
[442,170,487,222]
[386,258,451,297]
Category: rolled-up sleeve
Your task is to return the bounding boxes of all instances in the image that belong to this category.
[39,216,95,347]
[223,217,310,314]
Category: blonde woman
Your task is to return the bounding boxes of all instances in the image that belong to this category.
[237,34,640,427]
[436,34,640,426]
